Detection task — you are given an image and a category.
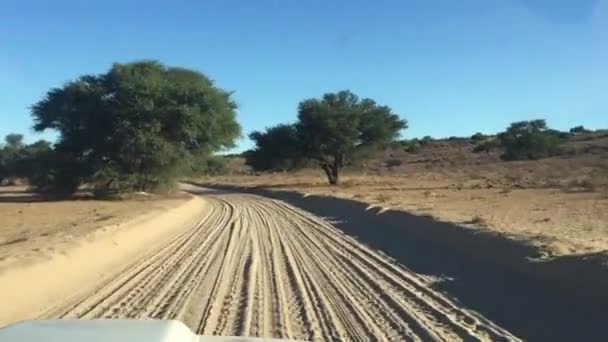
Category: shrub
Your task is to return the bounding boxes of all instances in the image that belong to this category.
[498,120,563,161]
[545,129,572,141]
[202,157,229,176]
[470,215,485,225]
[404,142,421,154]
[420,136,433,146]
[472,139,499,154]
[569,125,590,134]
[384,158,404,168]
[0,135,56,187]
[471,132,487,141]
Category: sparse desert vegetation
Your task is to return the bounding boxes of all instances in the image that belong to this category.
[245,90,406,185]
[1,61,239,195]
[205,126,608,257]
[2,2,607,340]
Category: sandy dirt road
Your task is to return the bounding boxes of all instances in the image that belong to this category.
[48,191,519,341]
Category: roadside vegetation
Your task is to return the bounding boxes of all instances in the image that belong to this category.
[1,59,607,257]
[238,117,608,194]
[470,119,569,161]
[245,90,406,184]
[2,60,601,196]
[0,134,52,186]
[207,122,608,256]
[1,60,240,195]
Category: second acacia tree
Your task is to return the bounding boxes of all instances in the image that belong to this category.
[248,90,407,185]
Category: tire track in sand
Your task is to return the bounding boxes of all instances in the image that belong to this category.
[47,191,520,341]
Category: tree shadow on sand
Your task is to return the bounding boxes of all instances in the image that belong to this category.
[187,182,608,341]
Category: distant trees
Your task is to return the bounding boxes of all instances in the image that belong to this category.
[11,61,589,192]
[4,134,25,150]
[0,134,52,185]
[570,125,590,134]
[246,90,407,184]
[403,139,422,154]
[471,120,572,160]
[30,60,240,193]
[472,139,500,154]
[420,136,433,145]
[471,132,487,141]
[196,156,229,176]
[0,134,25,184]
[0,135,23,184]
[245,124,302,172]
[498,119,564,160]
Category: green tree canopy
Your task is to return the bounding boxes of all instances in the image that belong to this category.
[471,132,487,141]
[498,119,563,160]
[247,90,407,184]
[296,91,406,184]
[1,134,25,182]
[569,125,589,134]
[0,135,52,185]
[245,124,303,171]
[31,60,240,193]
[4,134,24,150]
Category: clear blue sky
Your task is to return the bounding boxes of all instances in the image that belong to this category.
[1,0,607,152]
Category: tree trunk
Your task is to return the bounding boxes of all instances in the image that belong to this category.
[330,162,340,185]
[321,161,341,185]
[321,164,336,185]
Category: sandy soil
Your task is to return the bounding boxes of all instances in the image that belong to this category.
[28,187,519,341]
[0,194,205,327]
[0,186,188,272]
[204,174,608,257]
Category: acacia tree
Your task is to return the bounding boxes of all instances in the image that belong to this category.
[498,119,562,160]
[296,91,406,184]
[247,90,406,185]
[31,61,240,193]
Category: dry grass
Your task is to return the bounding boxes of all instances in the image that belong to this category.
[206,132,608,257]
[206,172,608,256]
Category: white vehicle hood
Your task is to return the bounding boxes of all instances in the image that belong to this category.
[0,320,301,342]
